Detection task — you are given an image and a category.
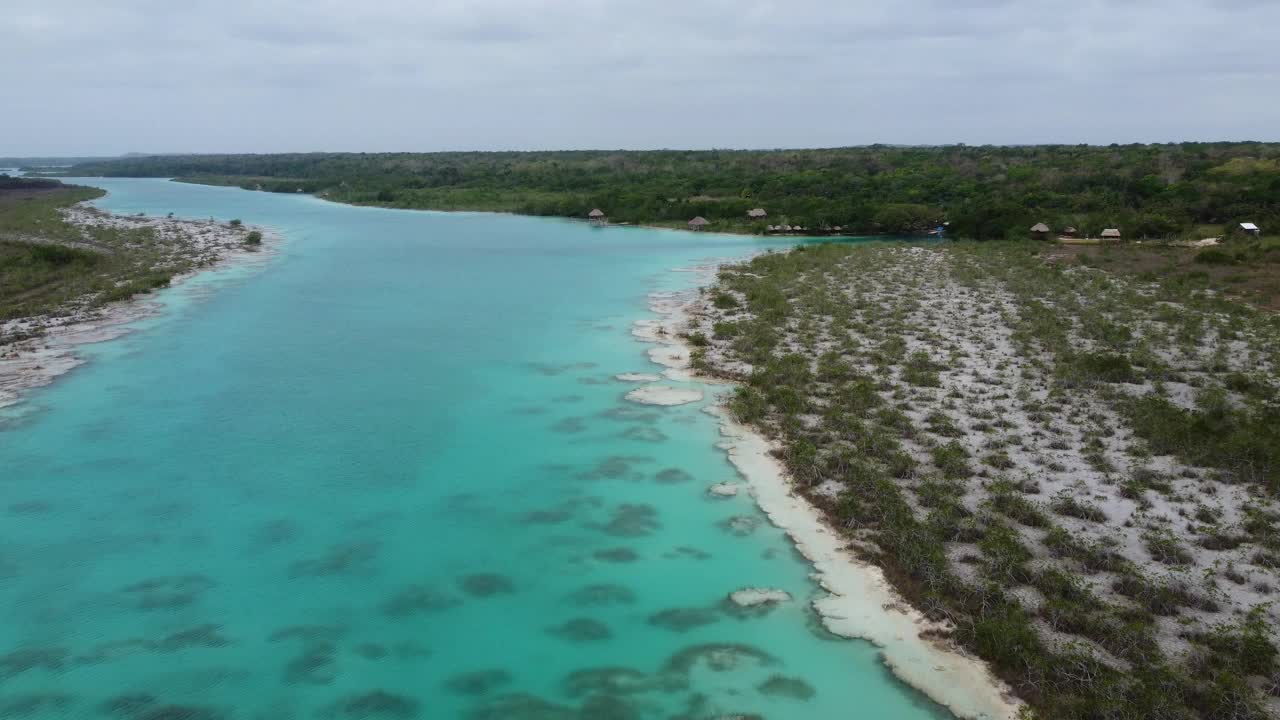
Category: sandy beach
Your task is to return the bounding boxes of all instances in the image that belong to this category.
[626,257,1022,720]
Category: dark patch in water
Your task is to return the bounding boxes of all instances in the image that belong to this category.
[566,584,636,607]
[444,669,514,696]
[548,618,612,643]
[575,456,652,482]
[654,468,693,484]
[121,575,216,610]
[464,691,639,720]
[664,546,712,561]
[757,674,817,700]
[152,624,230,652]
[528,363,569,377]
[716,515,761,537]
[459,573,515,598]
[381,584,461,617]
[520,508,573,525]
[553,395,585,403]
[77,639,150,665]
[354,643,389,661]
[283,642,337,686]
[324,691,420,719]
[597,504,660,537]
[620,427,667,443]
[0,647,67,679]
[579,695,640,720]
[7,500,53,516]
[132,704,225,720]
[597,407,660,424]
[99,693,157,716]
[662,643,778,673]
[288,541,380,578]
[577,377,611,386]
[646,608,720,633]
[269,625,347,644]
[0,692,75,717]
[592,548,638,564]
[550,417,588,434]
[463,693,576,720]
[513,406,549,416]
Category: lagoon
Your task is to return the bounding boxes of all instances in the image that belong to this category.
[0,179,948,719]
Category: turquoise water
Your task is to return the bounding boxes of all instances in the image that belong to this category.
[0,179,945,719]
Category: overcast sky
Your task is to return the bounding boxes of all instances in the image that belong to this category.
[3,0,1278,155]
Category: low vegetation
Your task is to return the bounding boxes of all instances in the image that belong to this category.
[692,241,1280,719]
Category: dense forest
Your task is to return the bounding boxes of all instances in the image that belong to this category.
[65,144,1280,239]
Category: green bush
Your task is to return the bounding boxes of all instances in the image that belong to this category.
[1194,248,1235,265]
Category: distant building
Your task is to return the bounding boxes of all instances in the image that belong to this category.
[688,216,709,231]
[1238,222,1261,237]
[1061,226,1079,238]
[1030,222,1051,240]
[747,208,767,220]
[1101,228,1122,240]
[588,208,606,226]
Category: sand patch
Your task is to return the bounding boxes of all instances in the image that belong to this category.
[625,386,702,406]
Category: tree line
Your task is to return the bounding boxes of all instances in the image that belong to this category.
[65,144,1280,239]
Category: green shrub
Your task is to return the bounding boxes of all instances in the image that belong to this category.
[931,441,970,479]
[1194,248,1235,265]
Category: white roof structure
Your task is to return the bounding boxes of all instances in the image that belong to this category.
[1240,222,1259,231]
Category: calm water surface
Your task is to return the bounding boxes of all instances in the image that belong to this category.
[0,179,945,719]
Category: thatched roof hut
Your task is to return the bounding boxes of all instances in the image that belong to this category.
[747,208,767,220]
[1062,226,1078,238]
[1101,228,1121,239]
[1030,223,1051,233]
[688,216,709,231]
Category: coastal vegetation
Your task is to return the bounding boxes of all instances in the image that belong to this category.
[0,175,259,343]
[62,143,1280,238]
[691,241,1280,718]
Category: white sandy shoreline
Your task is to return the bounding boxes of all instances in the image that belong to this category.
[0,203,280,412]
[630,257,1021,720]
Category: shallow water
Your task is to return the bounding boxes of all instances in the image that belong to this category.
[0,179,947,719]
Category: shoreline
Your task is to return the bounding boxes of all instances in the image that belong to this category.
[0,201,281,413]
[631,257,1021,720]
[163,177,875,240]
